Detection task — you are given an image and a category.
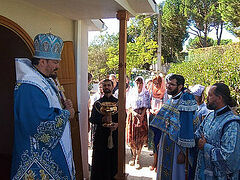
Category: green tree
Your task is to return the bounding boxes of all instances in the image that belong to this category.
[169,43,240,112]
[88,33,118,80]
[185,0,224,47]
[213,39,232,45]
[161,0,189,62]
[106,35,158,76]
[187,36,232,50]
[219,0,240,36]
[128,0,189,63]
[127,15,158,43]
[187,36,214,50]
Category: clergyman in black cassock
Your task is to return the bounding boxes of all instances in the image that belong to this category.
[90,79,118,180]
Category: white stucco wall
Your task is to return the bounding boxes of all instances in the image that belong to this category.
[75,20,89,179]
[0,0,74,41]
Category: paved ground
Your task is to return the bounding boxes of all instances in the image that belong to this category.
[88,146,156,180]
[125,146,156,180]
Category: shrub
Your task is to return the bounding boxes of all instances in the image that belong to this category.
[168,42,240,112]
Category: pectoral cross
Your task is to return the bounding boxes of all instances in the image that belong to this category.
[55,78,66,101]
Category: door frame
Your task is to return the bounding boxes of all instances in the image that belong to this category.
[0,15,34,55]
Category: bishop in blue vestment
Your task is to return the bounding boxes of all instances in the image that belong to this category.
[11,33,76,180]
[195,83,240,180]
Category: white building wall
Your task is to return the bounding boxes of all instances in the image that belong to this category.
[75,20,89,179]
[0,0,74,41]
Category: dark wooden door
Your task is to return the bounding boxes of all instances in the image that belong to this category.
[0,25,32,179]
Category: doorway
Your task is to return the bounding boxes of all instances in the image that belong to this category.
[0,17,33,179]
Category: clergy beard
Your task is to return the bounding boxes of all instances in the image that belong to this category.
[207,101,217,110]
[49,73,57,79]
[103,89,111,94]
[167,87,179,96]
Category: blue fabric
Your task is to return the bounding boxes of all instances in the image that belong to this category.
[193,103,209,132]
[33,33,63,60]
[151,102,181,143]
[195,108,240,180]
[159,134,175,180]
[150,92,197,148]
[151,92,197,180]
[172,145,185,180]
[11,84,72,180]
[151,126,162,153]
[189,103,209,179]
[178,110,195,147]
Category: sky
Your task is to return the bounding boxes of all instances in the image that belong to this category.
[88,0,239,47]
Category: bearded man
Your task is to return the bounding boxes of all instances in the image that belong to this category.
[11,33,75,179]
[150,74,197,180]
[90,79,118,180]
[195,83,240,180]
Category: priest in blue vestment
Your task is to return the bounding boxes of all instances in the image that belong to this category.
[195,83,240,180]
[150,74,197,180]
[11,33,76,179]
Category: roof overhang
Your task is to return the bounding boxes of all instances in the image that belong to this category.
[21,0,157,20]
[87,19,108,31]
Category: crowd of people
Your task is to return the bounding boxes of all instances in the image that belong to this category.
[89,73,240,180]
[11,32,240,180]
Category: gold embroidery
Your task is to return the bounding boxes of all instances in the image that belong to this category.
[193,116,199,125]
[24,170,35,180]
[15,83,22,90]
[39,133,50,143]
[56,117,63,127]
[40,169,49,180]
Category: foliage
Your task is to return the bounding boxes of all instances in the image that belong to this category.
[127,1,189,63]
[161,0,189,63]
[185,0,225,47]
[106,35,158,76]
[88,33,118,81]
[168,42,240,111]
[127,15,158,42]
[187,36,214,50]
[130,69,152,83]
[213,39,232,45]
[88,0,240,80]
[187,36,232,50]
[219,0,240,36]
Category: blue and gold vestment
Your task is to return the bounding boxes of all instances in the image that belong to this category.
[150,91,197,180]
[11,59,75,180]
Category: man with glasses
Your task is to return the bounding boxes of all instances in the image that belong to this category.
[150,74,197,180]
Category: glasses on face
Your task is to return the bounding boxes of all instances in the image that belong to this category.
[167,82,178,87]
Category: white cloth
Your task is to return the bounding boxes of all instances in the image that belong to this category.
[190,84,205,96]
[15,58,75,178]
